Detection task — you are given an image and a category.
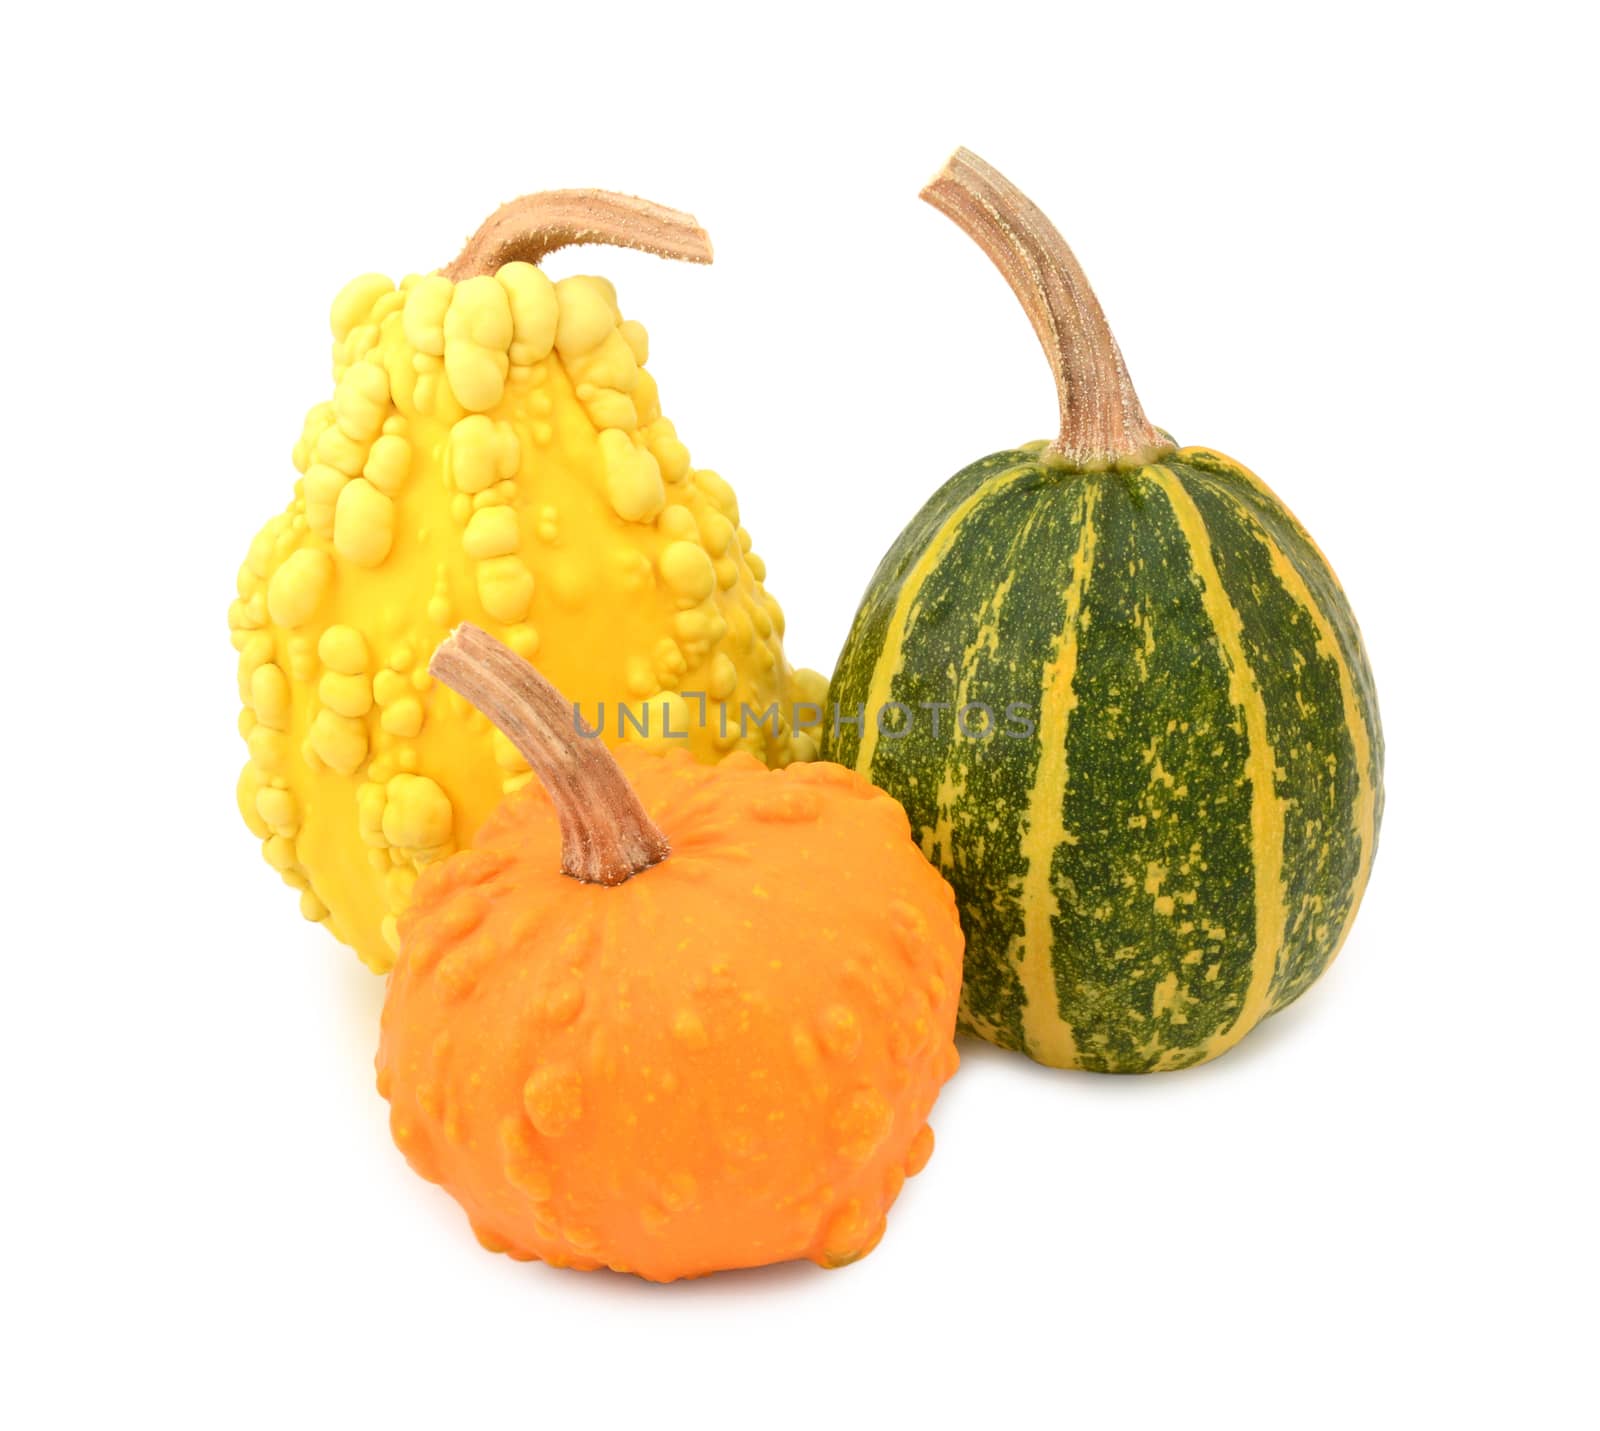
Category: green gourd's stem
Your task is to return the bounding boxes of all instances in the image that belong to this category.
[921,148,1173,469]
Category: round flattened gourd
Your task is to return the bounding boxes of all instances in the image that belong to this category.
[230,190,827,971]
[378,627,963,1281]
[826,150,1384,1073]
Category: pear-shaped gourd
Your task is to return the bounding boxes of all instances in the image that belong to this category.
[826,150,1383,1072]
[232,190,825,971]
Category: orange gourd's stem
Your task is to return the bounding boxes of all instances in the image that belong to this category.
[920,148,1173,470]
[429,625,670,885]
[443,190,713,280]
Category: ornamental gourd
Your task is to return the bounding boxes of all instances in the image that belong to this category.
[231,190,825,972]
[826,150,1384,1072]
[378,626,963,1281]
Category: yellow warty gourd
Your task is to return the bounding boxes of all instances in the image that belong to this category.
[230,189,826,972]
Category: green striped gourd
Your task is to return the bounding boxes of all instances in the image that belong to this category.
[825,150,1383,1072]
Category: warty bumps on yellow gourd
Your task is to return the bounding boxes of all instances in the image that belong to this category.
[231,190,826,972]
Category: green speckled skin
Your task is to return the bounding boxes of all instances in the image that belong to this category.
[825,444,1383,1072]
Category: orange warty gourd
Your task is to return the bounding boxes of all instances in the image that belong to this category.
[376,626,964,1281]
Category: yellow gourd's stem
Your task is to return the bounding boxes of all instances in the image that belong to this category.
[921,148,1173,470]
[429,625,670,885]
[443,190,713,280]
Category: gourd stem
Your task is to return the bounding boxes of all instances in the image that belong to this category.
[443,189,713,280]
[920,148,1171,469]
[429,625,670,886]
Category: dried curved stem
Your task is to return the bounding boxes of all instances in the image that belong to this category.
[443,189,713,281]
[921,148,1171,469]
[429,625,669,886]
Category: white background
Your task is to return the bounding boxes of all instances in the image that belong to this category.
[4,2,1595,1426]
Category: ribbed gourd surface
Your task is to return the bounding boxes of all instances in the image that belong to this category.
[827,443,1383,1072]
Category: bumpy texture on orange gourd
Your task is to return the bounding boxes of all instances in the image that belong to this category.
[377,747,964,1281]
[230,192,825,973]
